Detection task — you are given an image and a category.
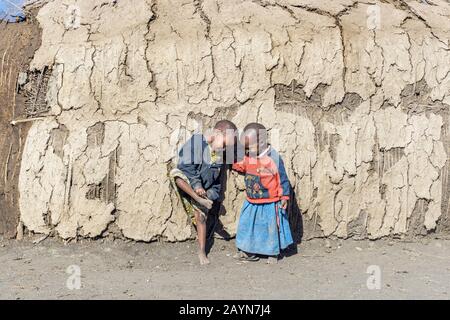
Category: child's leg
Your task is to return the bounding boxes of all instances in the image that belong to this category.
[194,210,210,265]
[174,177,213,209]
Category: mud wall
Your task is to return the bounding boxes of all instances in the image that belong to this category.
[0,13,42,238]
[15,0,450,241]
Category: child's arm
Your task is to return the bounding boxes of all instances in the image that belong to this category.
[232,160,246,173]
[271,149,291,209]
[206,183,221,201]
[277,156,291,201]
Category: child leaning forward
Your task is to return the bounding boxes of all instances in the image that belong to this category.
[170,120,237,265]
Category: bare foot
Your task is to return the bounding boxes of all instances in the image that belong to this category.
[197,197,213,210]
[267,256,278,264]
[198,251,210,265]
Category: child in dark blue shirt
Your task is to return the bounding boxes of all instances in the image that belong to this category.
[170,120,237,265]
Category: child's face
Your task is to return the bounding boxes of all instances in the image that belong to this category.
[245,143,259,157]
[241,134,259,158]
[211,130,236,151]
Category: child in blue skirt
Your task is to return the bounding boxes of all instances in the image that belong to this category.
[232,123,293,264]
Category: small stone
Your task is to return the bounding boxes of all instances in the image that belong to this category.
[355,247,363,251]
[395,270,408,274]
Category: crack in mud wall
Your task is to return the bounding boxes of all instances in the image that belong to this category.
[16,0,450,241]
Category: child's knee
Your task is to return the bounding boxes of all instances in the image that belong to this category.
[174,176,187,188]
[195,210,207,224]
[174,176,182,185]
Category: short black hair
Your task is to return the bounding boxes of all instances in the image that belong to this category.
[243,122,266,133]
[214,120,238,133]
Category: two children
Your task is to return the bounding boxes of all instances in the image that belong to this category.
[171,120,293,265]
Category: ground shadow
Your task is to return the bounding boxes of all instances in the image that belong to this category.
[280,188,303,259]
[205,164,232,255]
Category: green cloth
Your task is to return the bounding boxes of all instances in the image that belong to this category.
[169,168,208,225]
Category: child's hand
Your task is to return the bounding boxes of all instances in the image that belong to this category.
[195,187,207,198]
[280,199,288,210]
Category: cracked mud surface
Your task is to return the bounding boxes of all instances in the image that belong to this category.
[0,0,448,241]
[0,237,449,299]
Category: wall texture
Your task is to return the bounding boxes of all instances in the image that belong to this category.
[15,0,449,241]
[0,13,42,238]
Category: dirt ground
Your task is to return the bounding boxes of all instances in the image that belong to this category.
[0,236,449,300]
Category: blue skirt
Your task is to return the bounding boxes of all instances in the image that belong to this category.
[236,200,294,256]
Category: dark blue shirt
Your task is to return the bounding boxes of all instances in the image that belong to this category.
[177,134,222,201]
